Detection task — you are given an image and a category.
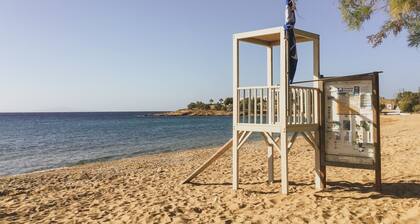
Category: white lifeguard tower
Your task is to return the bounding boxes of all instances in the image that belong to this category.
[231,27,325,194]
[182,26,326,195]
[182,27,381,194]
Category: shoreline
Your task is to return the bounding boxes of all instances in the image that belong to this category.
[0,141,232,178]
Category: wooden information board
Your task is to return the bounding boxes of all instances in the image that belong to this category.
[322,72,381,191]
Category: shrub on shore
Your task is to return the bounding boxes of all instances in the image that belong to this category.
[396,91,420,112]
[187,97,233,112]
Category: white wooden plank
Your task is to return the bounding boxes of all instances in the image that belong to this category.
[287,124,319,132]
[248,89,251,123]
[314,131,324,190]
[232,130,239,190]
[232,37,239,191]
[236,124,281,133]
[182,131,245,184]
[288,132,299,152]
[260,88,263,124]
[254,89,257,124]
[300,88,304,124]
[307,89,311,123]
[280,29,289,195]
[267,46,274,183]
[262,132,281,153]
[293,88,297,125]
[234,27,283,40]
[242,89,246,123]
[237,131,252,150]
[237,131,249,145]
[241,38,271,46]
[233,37,239,125]
[313,37,325,189]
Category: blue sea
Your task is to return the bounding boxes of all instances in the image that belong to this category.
[0,112,233,176]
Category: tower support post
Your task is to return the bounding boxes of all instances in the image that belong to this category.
[267,46,274,184]
[280,29,289,194]
[232,36,240,191]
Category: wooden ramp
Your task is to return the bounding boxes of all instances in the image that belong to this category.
[181,131,246,184]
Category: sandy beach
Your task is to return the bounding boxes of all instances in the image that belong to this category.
[0,115,419,223]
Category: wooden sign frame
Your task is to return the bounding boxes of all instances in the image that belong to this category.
[322,72,381,191]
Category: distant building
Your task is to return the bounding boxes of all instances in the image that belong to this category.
[380,97,396,110]
[386,104,393,110]
[380,97,401,115]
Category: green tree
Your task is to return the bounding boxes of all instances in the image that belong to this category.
[195,101,206,109]
[396,91,419,112]
[398,99,412,112]
[224,97,233,106]
[339,0,420,47]
[413,104,420,112]
[380,103,386,111]
[209,99,214,105]
[187,102,196,109]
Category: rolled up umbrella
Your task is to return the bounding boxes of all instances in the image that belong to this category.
[285,0,298,84]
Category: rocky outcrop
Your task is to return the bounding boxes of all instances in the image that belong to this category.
[155,109,232,116]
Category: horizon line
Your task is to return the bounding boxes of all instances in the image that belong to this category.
[0,110,172,114]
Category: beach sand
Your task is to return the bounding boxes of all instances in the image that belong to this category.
[0,115,419,223]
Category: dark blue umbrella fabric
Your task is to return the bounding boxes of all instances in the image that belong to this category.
[285,0,298,84]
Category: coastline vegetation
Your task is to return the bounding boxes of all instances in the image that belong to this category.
[396,91,420,112]
[187,97,233,112]
[158,97,234,116]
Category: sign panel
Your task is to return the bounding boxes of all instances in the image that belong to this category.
[323,75,379,169]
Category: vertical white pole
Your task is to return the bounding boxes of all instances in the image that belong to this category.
[232,130,239,190]
[280,29,289,194]
[248,89,251,123]
[267,46,274,184]
[311,89,315,124]
[300,88,304,124]
[232,37,239,190]
[287,88,291,124]
[277,90,281,123]
[293,89,297,124]
[242,90,246,123]
[254,89,257,123]
[260,88,263,124]
[267,48,273,126]
[313,37,325,190]
[305,89,309,124]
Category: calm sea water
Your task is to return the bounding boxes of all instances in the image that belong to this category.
[0,112,233,176]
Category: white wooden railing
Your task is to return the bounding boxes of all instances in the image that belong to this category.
[287,86,319,125]
[237,86,319,125]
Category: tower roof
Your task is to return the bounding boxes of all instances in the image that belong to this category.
[234,27,319,46]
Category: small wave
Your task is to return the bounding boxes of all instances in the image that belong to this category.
[67,155,126,166]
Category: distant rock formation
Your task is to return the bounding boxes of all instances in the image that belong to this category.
[155,109,232,117]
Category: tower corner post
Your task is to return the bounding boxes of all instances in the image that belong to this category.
[280,29,289,195]
[373,72,382,192]
[232,37,239,191]
[267,46,274,184]
[313,37,326,190]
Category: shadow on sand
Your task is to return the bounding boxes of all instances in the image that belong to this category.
[190,181,272,186]
[320,180,420,199]
[188,179,420,199]
[189,180,313,195]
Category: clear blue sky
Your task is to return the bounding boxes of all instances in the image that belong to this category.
[0,0,418,112]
